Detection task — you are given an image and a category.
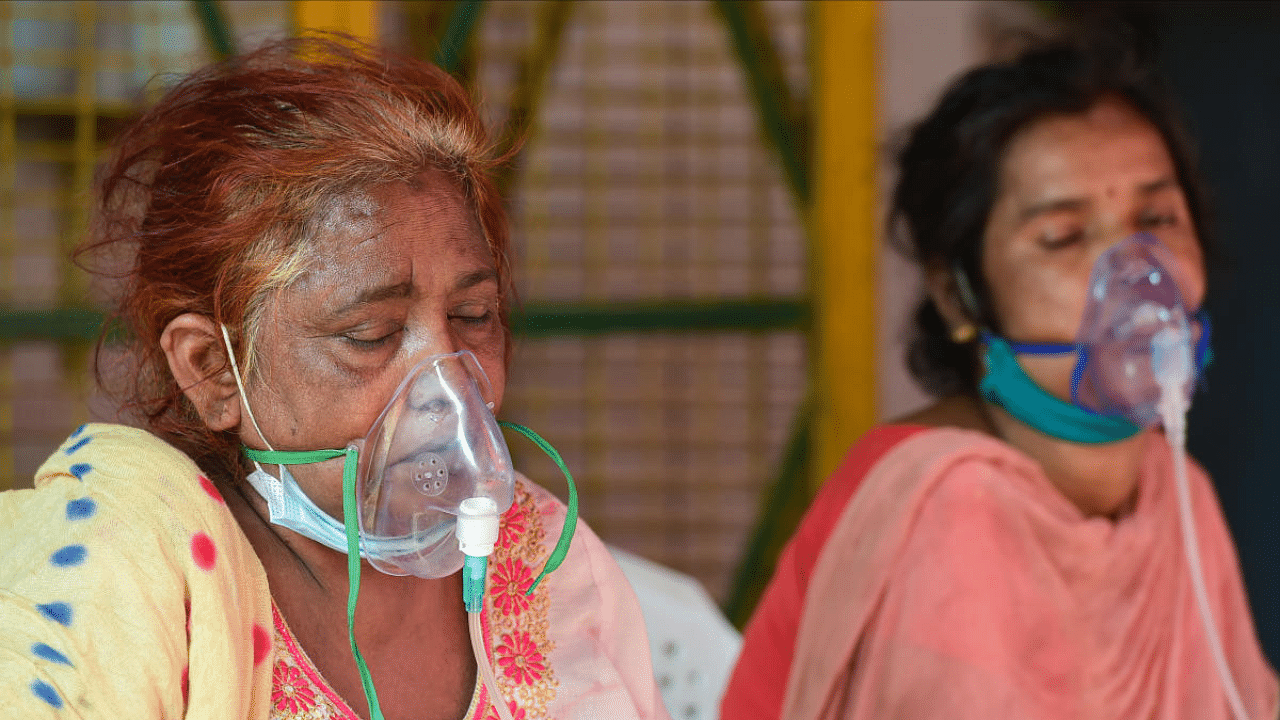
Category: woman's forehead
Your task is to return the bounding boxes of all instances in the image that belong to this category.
[280,182,492,308]
[999,100,1175,199]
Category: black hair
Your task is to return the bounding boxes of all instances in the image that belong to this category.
[890,28,1215,397]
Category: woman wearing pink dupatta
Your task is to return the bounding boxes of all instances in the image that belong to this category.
[723,34,1277,720]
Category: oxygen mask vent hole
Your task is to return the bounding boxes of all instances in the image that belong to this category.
[413,453,448,496]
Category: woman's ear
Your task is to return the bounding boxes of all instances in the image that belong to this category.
[160,313,241,431]
[924,264,977,336]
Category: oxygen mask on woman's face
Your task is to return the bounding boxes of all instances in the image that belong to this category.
[1071,232,1207,427]
[350,350,516,577]
[221,328,577,720]
[233,345,516,579]
[978,232,1210,443]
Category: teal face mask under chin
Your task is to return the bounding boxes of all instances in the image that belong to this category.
[979,334,1145,444]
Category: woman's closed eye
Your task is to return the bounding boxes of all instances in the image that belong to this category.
[341,326,403,349]
[450,303,496,326]
[1138,209,1179,230]
[1038,227,1085,250]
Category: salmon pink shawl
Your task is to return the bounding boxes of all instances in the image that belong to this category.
[783,427,1277,720]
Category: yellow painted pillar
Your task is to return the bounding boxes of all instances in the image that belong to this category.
[292,1,380,42]
[811,0,880,489]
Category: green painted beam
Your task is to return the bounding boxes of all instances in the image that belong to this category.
[0,299,809,342]
[512,298,810,337]
[434,0,485,74]
[0,308,109,342]
[190,0,237,61]
[713,0,810,207]
[723,397,813,627]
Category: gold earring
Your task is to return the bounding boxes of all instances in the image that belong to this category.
[950,324,977,344]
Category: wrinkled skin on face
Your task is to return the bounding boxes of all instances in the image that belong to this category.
[242,169,506,519]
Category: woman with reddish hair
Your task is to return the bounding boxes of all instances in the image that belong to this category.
[0,36,668,720]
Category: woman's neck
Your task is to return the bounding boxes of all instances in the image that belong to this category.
[218,475,476,719]
[985,402,1148,519]
[899,394,1149,519]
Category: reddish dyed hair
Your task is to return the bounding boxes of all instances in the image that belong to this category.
[82,35,513,481]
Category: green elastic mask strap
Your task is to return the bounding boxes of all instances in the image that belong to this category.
[978,336,1142,445]
[498,421,578,595]
[241,445,384,720]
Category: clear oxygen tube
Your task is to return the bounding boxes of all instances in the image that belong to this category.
[457,497,517,720]
[1153,325,1251,720]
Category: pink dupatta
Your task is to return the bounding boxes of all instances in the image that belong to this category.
[783,428,1277,720]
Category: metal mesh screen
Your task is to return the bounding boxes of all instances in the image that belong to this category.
[0,1,813,605]
[0,1,289,489]
[480,0,810,601]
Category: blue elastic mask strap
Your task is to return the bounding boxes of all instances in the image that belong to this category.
[498,421,578,595]
[241,445,384,720]
[979,335,1142,444]
[1002,338,1076,356]
[1195,309,1213,372]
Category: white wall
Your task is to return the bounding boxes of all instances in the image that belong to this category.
[875,1,983,419]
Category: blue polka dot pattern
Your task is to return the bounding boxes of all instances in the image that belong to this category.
[31,642,71,666]
[66,497,95,520]
[30,678,63,708]
[37,602,72,627]
[68,463,91,480]
[50,545,86,567]
[65,436,91,455]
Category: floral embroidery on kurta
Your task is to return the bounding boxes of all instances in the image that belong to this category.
[484,479,559,718]
[266,478,558,720]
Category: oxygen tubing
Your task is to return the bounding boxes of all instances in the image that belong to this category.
[470,611,516,720]
[1161,382,1251,720]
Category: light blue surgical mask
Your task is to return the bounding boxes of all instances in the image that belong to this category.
[244,462,457,559]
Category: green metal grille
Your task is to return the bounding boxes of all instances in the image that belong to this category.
[476,0,810,603]
[0,1,289,489]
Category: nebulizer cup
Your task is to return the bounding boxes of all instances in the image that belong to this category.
[1076,234,1249,720]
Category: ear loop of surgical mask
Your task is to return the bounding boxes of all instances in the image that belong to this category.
[220,325,575,720]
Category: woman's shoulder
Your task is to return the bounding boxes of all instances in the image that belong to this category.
[506,472,614,574]
[33,422,208,490]
[5,422,246,561]
[498,475,670,719]
[800,420,1010,552]
[801,420,1041,576]
[0,424,272,719]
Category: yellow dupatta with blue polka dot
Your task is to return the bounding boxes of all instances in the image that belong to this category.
[0,424,273,719]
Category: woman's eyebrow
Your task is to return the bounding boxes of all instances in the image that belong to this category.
[328,281,415,317]
[1019,196,1088,223]
[1139,176,1178,196]
[453,268,498,292]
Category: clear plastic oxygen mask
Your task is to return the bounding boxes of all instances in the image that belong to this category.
[1074,236,1249,720]
[222,327,577,720]
[1072,234,1202,426]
